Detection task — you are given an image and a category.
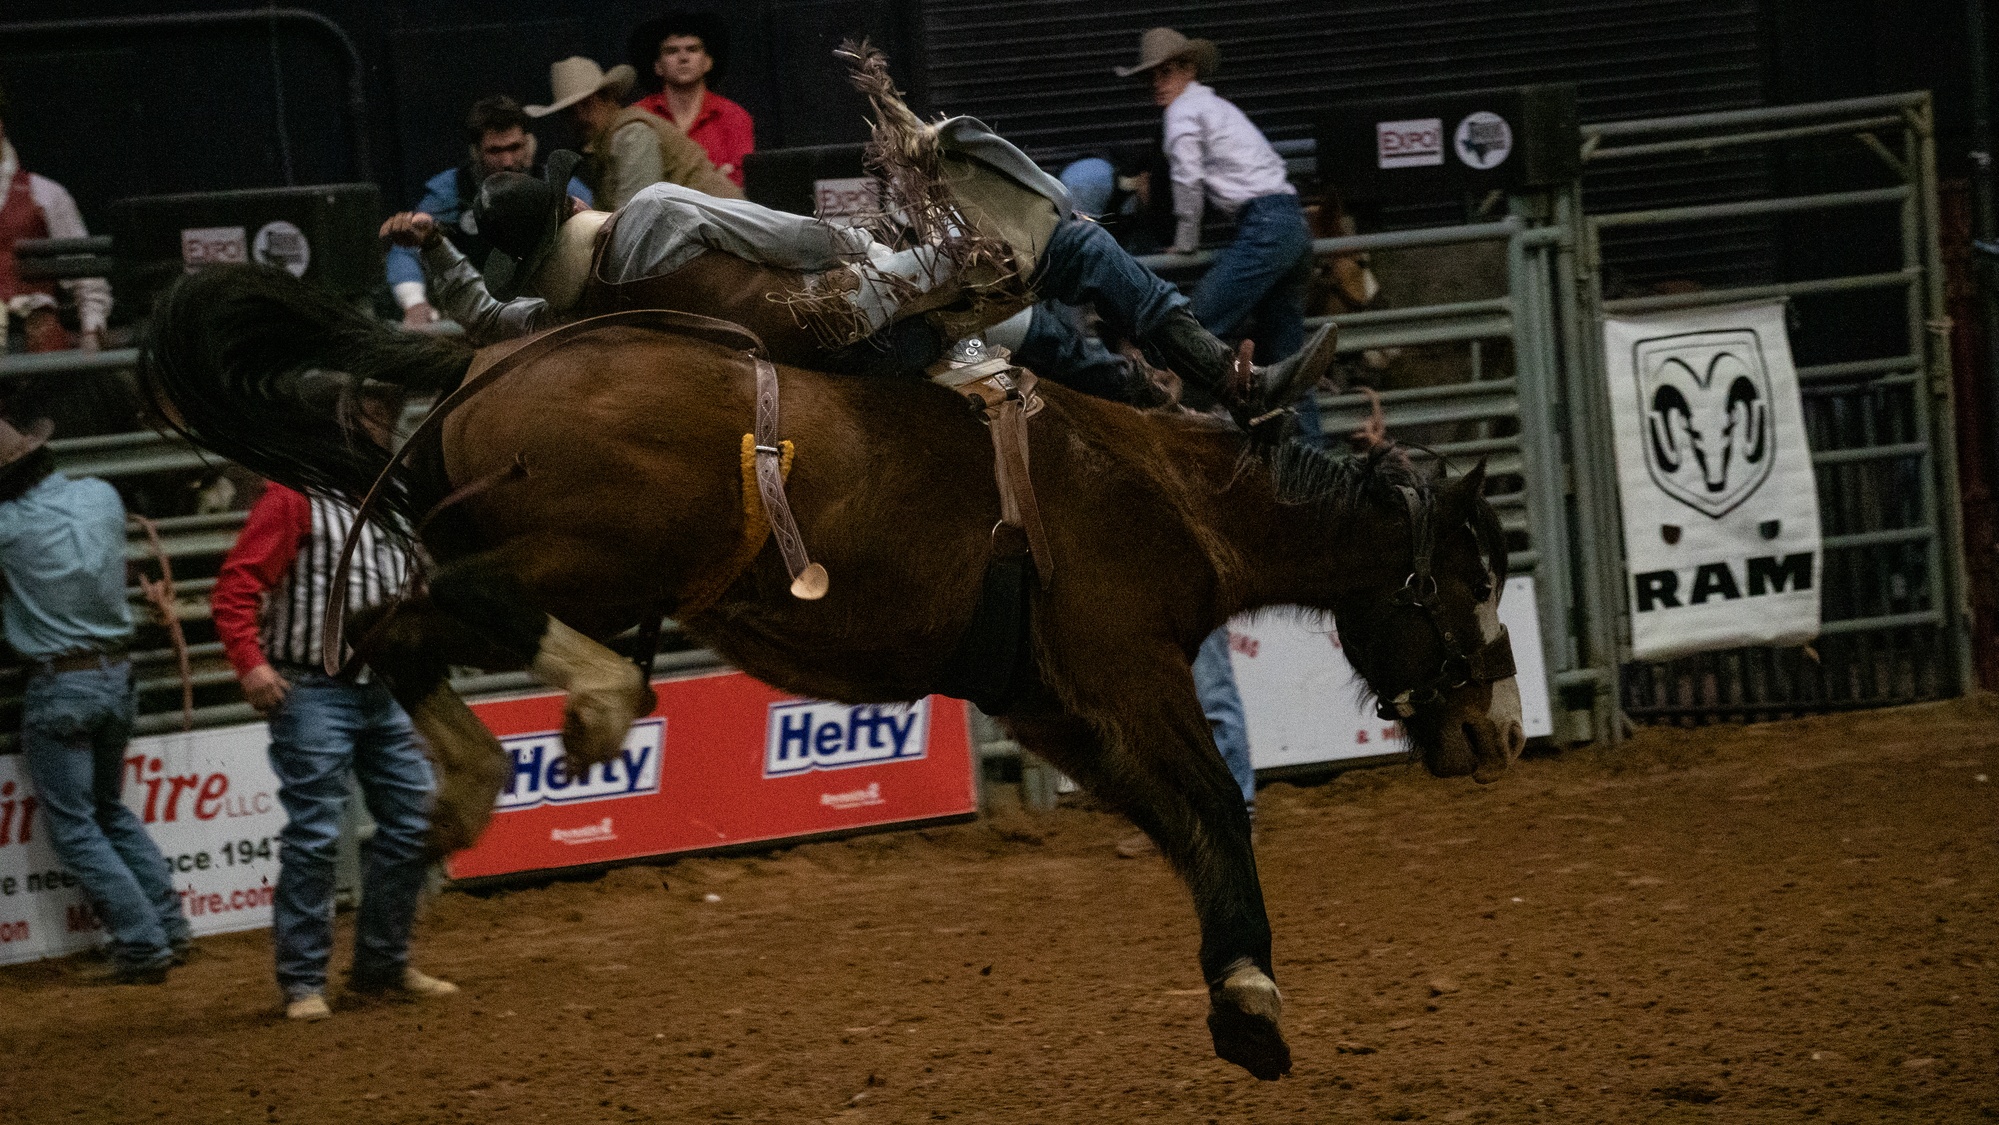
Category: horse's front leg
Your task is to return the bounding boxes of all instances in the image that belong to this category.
[423,555,644,769]
[1005,687,1289,1080]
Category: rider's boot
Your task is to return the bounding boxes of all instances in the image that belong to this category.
[1143,309,1337,429]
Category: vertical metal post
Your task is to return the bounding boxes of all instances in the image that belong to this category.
[1506,194,1585,738]
[1907,98,1978,690]
[1554,181,1627,742]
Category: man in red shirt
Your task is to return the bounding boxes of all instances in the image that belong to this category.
[626,12,754,186]
[213,482,456,1020]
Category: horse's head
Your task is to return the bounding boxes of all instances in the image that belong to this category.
[1333,462,1527,782]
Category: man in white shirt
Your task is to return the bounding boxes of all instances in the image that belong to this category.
[1117,29,1316,434]
[0,88,111,354]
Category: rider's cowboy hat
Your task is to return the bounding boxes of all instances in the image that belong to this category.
[0,415,53,470]
[627,11,731,91]
[475,148,586,300]
[1113,28,1219,79]
[524,57,637,118]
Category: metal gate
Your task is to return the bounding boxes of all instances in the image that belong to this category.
[1571,92,1972,721]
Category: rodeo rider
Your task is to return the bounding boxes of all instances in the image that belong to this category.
[388,95,595,330]
[379,123,1335,427]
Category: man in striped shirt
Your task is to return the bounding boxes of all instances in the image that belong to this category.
[212,483,457,1020]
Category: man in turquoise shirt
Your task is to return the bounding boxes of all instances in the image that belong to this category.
[0,415,189,982]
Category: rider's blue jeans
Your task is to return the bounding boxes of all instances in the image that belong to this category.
[1194,628,1255,814]
[1035,218,1190,340]
[265,670,434,1000]
[20,661,191,970]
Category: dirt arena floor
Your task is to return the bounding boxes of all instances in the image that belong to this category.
[2,697,1994,1123]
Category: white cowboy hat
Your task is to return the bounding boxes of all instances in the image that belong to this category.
[525,57,637,118]
[1114,27,1219,79]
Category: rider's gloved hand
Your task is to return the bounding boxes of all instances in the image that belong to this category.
[380,212,441,250]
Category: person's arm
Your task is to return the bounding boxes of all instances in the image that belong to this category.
[389,178,458,323]
[212,485,309,710]
[714,101,755,186]
[31,176,112,345]
[652,119,743,200]
[416,232,558,344]
[605,122,666,211]
[1163,104,1207,254]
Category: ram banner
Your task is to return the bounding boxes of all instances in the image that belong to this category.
[1604,301,1823,660]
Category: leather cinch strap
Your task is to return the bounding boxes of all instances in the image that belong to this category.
[321,308,788,675]
[944,362,1053,589]
[752,355,827,599]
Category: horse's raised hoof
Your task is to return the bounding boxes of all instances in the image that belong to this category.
[424,800,487,857]
[1206,958,1292,1080]
[561,675,641,767]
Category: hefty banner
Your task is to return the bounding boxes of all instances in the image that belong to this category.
[0,723,286,966]
[1228,576,1553,769]
[1604,301,1823,659]
[447,671,976,880]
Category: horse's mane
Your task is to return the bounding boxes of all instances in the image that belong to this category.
[1260,437,1425,513]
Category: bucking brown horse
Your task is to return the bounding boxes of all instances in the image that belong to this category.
[140,264,1526,1080]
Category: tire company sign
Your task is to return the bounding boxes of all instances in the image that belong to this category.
[2,673,975,962]
[0,724,286,966]
[1604,301,1823,660]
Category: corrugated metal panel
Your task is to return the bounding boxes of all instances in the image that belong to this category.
[920,0,1773,283]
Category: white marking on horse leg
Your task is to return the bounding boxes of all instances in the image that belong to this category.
[1476,588,1526,766]
[527,617,643,767]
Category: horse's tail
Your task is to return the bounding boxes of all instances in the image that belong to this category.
[138,264,473,527]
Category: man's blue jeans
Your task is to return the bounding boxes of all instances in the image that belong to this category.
[1194,629,1255,814]
[20,661,191,970]
[1191,192,1321,445]
[265,670,434,1000]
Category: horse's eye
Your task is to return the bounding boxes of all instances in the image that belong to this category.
[1473,579,1494,602]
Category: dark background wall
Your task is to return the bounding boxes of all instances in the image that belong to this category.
[0,1,1971,244]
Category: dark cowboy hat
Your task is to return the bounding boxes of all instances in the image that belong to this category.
[476,148,583,301]
[627,10,730,93]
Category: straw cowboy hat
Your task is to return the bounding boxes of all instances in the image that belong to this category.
[525,57,637,118]
[1114,27,1219,79]
[0,415,53,469]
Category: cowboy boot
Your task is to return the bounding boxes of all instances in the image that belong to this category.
[1143,309,1336,427]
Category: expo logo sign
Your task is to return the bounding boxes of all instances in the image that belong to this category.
[814,177,881,228]
[1377,117,1444,168]
[765,699,929,778]
[496,719,663,812]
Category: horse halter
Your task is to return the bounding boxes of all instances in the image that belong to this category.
[1375,484,1518,721]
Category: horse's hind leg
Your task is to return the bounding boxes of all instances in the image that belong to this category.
[352,598,516,854]
[1006,693,1290,1081]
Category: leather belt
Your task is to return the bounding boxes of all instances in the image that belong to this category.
[35,647,128,675]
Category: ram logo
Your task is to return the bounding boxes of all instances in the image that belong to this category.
[1636,329,1774,518]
